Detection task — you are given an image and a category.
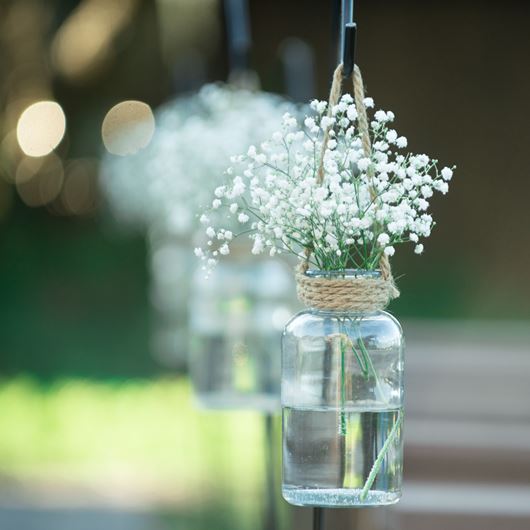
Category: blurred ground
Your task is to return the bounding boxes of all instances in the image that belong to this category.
[0,320,529,529]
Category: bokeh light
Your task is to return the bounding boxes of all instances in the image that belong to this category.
[101,100,155,156]
[51,0,138,82]
[16,101,66,157]
[15,154,64,207]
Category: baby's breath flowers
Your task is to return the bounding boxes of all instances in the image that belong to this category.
[197,95,455,272]
[100,84,298,237]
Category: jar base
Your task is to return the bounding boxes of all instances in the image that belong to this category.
[282,487,401,508]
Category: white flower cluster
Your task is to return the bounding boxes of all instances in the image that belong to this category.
[197,94,455,271]
[100,84,298,237]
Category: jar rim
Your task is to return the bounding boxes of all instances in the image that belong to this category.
[304,268,382,280]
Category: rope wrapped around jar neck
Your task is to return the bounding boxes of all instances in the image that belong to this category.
[296,63,400,312]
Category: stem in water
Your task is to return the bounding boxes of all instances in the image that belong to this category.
[359,409,403,501]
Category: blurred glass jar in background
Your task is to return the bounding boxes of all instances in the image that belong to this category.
[190,256,296,412]
[148,225,194,370]
[281,270,404,507]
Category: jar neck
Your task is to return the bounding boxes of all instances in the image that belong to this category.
[302,269,384,314]
[304,268,382,280]
[306,307,381,316]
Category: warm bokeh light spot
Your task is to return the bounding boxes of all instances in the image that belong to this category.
[16,101,66,157]
[16,154,64,207]
[101,100,155,156]
[15,156,45,184]
[51,0,138,82]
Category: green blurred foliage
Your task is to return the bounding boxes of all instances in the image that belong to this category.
[0,205,157,378]
[0,376,280,529]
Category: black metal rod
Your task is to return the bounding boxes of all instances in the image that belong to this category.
[223,0,251,73]
[342,22,357,78]
[313,507,325,530]
[340,0,354,58]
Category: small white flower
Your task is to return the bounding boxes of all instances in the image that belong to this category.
[377,233,390,246]
[384,246,395,256]
[238,212,249,223]
[212,199,221,209]
[219,244,230,255]
[386,130,398,143]
[441,167,453,181]
[421,185,433,198]
[363,97,374,108]
[414,243,424,254]
[375,110,387,122]
[321,116,335,129]
[357,158,371,171]
[316,101,327,114]
[434,181,449,194]
[396,136,408,148]
[229,203,238,214]
[346,106,358,121]
[206,226,216,238]
[251,236,264,254]
[417,198,429,210]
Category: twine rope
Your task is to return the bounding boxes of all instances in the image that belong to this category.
[297,63,399,311]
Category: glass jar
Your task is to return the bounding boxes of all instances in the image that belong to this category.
[282,270,404,507]
[190,257,297,412]
[148,226,194,370]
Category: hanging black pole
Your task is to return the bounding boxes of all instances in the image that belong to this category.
[313,507,324,530]
[223,0,251,76]
[342,23,357,79]
[340,0,354,60]
[314,3,355,529]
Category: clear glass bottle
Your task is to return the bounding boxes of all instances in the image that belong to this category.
[190,256,296,412]
[282,270,404,507]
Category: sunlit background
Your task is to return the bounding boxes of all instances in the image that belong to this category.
[1,1,529,529]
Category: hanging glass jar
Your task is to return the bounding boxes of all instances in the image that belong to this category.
[148,225,194,370]
[282,269,404,507]
[190,254,296,412]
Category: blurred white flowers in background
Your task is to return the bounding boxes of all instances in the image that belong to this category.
[100,83,299,239]
[98,84,299,368]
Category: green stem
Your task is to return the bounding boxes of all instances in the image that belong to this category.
[359,409,403,501]
[340,332,369,380]
[356,336,387,403]
[340,338,347,436]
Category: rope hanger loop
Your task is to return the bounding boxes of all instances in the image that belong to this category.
[297,0,400,309]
